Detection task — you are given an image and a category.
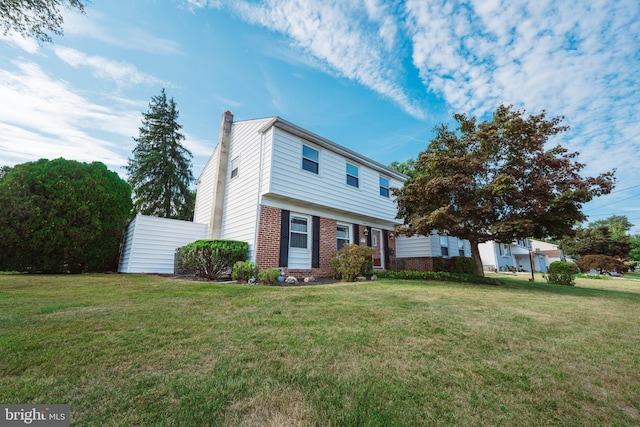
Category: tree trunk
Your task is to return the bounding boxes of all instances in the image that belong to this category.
[470,240,484,277]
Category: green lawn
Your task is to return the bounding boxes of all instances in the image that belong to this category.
[1,274,639,426]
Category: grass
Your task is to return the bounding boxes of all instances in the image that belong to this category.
[1,273,639,426]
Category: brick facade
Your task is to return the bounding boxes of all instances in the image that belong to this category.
[255,204,397,278]
[394,256,434,272]
[255,205,281,270]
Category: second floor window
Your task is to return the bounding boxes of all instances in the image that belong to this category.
[230,156,239,179]
[346,163,359,187]
[379,176,390,197]
[302,145,319,174]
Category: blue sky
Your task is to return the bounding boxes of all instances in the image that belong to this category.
[1,0,639,234]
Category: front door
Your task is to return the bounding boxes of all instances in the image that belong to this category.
[371,228,383,268]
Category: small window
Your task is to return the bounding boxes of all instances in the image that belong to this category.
[337,224,350,250]
[302,145,319,174]
[379,176,390,197]
[458,240,465,257]
[346,163,359,187]
[440,236,449,257]
[498,244,511,257]
[230,157,239,179]
[290,216,308,249]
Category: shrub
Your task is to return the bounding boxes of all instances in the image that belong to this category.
[175,240,248,280]
[432,256,478,275]
[546,261,579,286]
[231,261,259,283]
[376,270,500,286]
[330,244,374,281]
[0,158,132,273]
[575,254,628,274]
[258,268,282,285]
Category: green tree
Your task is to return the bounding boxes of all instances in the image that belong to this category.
[388,158,416,178]
[0,158,132,273]
[629,235,640,262]
[560,226,630,259]
[589,215,634,240]
[394,105,615,276]
[0,0,87,43]
[126,89,194,220]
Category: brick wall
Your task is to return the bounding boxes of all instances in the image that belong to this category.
[395,257,434,272]
[255,205,281,270]
[256,205,402,278]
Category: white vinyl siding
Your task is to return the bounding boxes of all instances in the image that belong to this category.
[118,215,207,274]
[193,149,219,226]
[220,118,272,261]
[268,128,402,224]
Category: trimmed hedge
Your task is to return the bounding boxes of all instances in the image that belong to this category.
[330,244,374,281]
[546,260,579,286]
[376,270,500,286]
[432,256,478,275]
[231,261,259,283]
[175,240,248,280]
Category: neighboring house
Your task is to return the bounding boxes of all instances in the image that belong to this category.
[119,111,472,276]
[479,238,566,273]
[395,232,471,271]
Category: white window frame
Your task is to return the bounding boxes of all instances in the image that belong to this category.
[440,236,449,257]
[458,240,465,257]
[290,215,309,249]
[337,223,351,250]
[379,176,390,198]
[346,163,359,188]
[230,156,239,179]
[302,145,319,174]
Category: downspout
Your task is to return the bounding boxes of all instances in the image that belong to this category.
[208,110,233,239]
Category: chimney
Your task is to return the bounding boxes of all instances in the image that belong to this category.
[208,110,234,239]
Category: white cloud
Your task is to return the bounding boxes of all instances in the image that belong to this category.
[53,46,172,87]
[194,0,425,119]
[404,0,640,188]
[62,10,184,55]
[0,32,39,54]
[0,61,141,170]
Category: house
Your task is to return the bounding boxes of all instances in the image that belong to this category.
[478,238,566,273]
[119,111,472,276]
[192,111,406,278]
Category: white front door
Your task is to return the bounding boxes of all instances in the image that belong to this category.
[288,215,311,269]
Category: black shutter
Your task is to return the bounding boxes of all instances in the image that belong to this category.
[366,226,372,247]
[383,229,390,269]
[279,210,290,267]
[353,224,360,245]
[312,216,320,268]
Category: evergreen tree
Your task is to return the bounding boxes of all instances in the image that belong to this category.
[126,89,194,219]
